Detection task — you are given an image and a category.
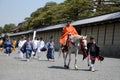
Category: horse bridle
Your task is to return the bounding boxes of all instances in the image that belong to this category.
[80,38,88,59]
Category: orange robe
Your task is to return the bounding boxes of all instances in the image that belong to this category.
[59,25,78,44]
[12,40,17,51]
[0,39,3,51]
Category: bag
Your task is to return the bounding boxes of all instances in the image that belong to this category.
[20,47,25,53]
[40,46,47,51]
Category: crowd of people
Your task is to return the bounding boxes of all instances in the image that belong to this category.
[0,35,55,62]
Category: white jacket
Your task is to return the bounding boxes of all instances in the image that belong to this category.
[37,40,45,52]
[32,40,38,49]
[18,40,26,49]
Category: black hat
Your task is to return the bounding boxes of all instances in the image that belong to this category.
[66,19,72,23]
[50,36,53,39]
[90,36,94,40]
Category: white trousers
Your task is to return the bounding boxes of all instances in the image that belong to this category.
[19,51,24,59]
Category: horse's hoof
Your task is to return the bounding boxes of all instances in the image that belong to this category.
[64,65,67,68]
[66,66,69,69]
[75,66,78,70]
[75,67,78,70]
[64,65,69,69]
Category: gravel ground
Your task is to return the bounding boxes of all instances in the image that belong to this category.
[0,50,120,80]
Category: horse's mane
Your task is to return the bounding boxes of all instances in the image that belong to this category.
[71,35,83,42]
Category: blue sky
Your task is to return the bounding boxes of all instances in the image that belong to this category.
[0,0,64,27]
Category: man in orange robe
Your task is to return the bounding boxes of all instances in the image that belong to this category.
[59,21,78,46]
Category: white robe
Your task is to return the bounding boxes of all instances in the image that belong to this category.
[36,40,45,57]
[18,40,26,58]
[37,40,45,53]
[32,40,38,49]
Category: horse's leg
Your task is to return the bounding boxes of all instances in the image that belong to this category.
[63,52,68,68]
[74,48,78,69]
[67,50,71,69]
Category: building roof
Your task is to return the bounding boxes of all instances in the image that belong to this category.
[71,11,120,26]
[8,11,120,36]
[8,30,33,36]
[36,23,66,32]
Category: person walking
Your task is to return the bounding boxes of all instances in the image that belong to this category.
[18,36,26,59]
[12,39,17,51]
[0,36,3,51]
[22,37,33,61]
[87,37,100,72]
[46,36,55,61]
[32,37,39,57]
[3,36,13,56]
[36,37,45,60]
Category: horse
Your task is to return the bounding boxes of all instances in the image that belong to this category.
[59,35,87,69]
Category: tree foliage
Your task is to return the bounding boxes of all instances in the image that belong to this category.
[94,0,120,14]
[0,27,3,34]
[16,0,120,31]
[3,23,16,33]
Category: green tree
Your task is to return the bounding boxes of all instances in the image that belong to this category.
[0,27,3,34]
[44,1,57,9]
[3,23,16,33]
[94,0,120,14]
[63,0,94,20]
[19,0,120,31]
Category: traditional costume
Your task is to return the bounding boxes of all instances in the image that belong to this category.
[59,25,78,45]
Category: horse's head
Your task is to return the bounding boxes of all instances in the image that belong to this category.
[80,36,87,51]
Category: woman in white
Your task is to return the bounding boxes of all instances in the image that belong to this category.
[36,37,45,60]
[18,36,26,58]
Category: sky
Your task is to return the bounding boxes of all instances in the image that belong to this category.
[0,0,64,27]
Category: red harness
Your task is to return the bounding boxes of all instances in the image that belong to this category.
[80,39,101,61]
[64,38,102,61]
[80,39,88,59]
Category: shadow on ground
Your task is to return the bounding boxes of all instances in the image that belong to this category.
[48,65,98,72]
[48,66,66,70]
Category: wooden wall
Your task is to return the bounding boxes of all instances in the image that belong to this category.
[80,21,120,58]
[9,21,120,58]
